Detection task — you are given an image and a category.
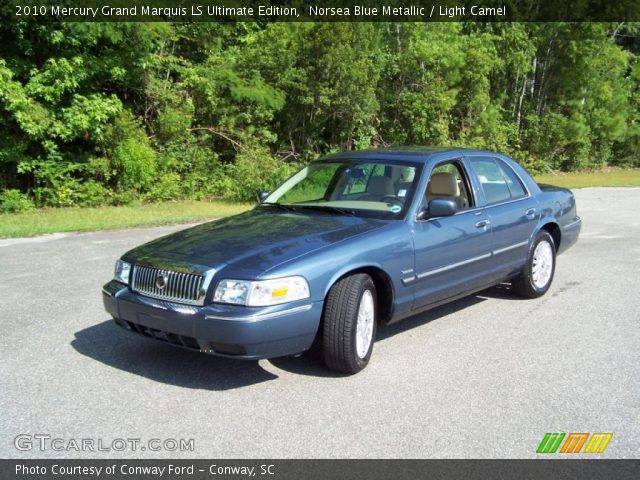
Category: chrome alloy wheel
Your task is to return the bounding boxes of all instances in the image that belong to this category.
[355,289,375,359]
[532,240,554,289]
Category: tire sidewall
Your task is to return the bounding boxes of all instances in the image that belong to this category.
[526,231,556,295]
[352,278,377,368]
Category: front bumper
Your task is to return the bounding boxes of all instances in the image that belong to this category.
[102,280,323,360]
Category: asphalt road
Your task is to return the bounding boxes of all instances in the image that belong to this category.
[1,188,639,459]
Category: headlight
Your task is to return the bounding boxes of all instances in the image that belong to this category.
[114,260,131,284]
[214,276,310,306]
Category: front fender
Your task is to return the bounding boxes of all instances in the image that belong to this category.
[262,222,415,320]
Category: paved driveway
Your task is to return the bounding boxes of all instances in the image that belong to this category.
[1,188,638,458]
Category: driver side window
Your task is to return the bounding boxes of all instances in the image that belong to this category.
[423,161,474,211]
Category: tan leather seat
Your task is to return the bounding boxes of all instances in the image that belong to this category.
[365,176,395,199]
[426,172,464,209]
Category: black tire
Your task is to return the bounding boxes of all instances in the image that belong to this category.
[322,274,377,374]
[512,230,556,298]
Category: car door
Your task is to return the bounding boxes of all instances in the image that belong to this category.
[411,159,494,310]
[466,156,539,279]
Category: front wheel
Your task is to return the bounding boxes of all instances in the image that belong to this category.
[512,230,556,298]
[322,274,377,374]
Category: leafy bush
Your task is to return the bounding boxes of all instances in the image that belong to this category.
[0,189,35,213]
[218,147,298,201]
[28,165,82,208]
[112,138,157,192]
[110,190,137,206]
[103,110,157,192]
[156,139,223,199]
[75,181,112,207]
[155,104,193,143]
[2,22,640,210]
[144,173,182,202]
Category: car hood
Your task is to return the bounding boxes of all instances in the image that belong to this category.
[123,208,386,276]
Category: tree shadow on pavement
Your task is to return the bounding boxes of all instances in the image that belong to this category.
[71,320,278,391]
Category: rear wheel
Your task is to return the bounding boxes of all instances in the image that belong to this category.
[512,230,556,298]
[322,274,377,374]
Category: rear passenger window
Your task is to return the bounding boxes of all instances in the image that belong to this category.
[496,159,527,199]
[470,157,528,205]
[469,158,512,204]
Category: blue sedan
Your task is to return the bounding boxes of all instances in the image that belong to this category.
[103,147,581,373]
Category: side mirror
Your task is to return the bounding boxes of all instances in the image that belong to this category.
[257,191,269,203]
[419,198,457,220]
[429,198,457,217]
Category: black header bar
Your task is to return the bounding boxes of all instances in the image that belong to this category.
[4,1,640,22]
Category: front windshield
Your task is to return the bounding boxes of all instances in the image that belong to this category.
[263,160,421,219]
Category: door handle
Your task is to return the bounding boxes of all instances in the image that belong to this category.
[525,208,537,218]
[475,219,490,228]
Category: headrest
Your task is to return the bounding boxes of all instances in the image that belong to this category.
[400,167,415,183]
[367,176,395,196]
[427,172,459,197]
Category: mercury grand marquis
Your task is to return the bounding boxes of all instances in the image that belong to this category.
[102,148,581,374]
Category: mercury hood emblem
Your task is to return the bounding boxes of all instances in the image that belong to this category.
[155,274,167,290]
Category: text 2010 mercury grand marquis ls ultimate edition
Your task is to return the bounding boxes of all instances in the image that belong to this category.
[103,148,581,374]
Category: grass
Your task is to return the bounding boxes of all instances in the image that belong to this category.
[0,200,252,238]
[534,168,640,189]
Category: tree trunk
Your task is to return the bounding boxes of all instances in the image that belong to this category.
[516,72,527,130]
[530,56,537,96]
[537,32,557,116]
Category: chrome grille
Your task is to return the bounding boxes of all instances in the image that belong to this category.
[131,265,206,305]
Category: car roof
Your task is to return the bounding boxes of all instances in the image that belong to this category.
[319,146,505,163]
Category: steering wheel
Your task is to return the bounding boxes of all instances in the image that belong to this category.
[381,195,404,207]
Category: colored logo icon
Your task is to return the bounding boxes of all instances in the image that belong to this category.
[537,433,612,454]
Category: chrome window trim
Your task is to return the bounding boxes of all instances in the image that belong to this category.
[453,206,483,216]
[205,303,313,322]
[421,186,531,215]
[415,205,484,223]
[481,195,531,210]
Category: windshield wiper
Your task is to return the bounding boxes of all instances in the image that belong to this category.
[295,205,357,217]
[260,202,298,213]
